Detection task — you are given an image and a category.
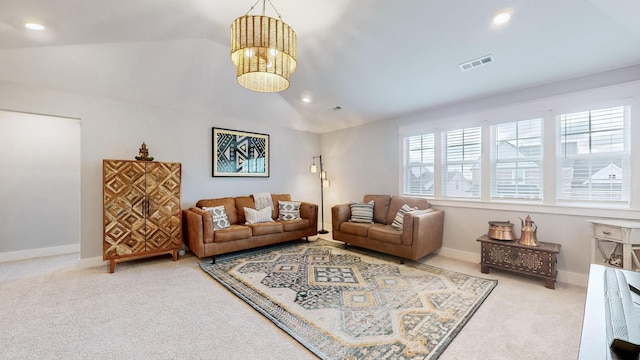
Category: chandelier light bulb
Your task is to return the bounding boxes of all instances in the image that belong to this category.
[310,164,318,173]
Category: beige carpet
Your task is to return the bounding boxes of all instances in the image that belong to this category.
[0,238,586,359]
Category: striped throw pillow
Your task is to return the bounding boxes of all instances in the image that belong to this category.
[203,205,230,230]
[391,204,418,230]
[349,200,374,223]
[244,206,274,224]
[278,201,302,221]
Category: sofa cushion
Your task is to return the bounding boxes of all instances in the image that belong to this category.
[244,206,274,224]
[281,219,310,231]
[385,196,430,225]
[369,225,403,245]
[235,196,255,224]
[247,221,284,236]
[203,205,231,230]
[340,222,379,237]
[363,195,391,224]
[349,200,374,223]
[278,200,301,220]
[197,197,238,224]
[213,225,252,243]
[391,204,418,230]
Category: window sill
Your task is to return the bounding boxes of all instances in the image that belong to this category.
[424,198,640,219]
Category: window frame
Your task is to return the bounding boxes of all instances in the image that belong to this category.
[555,105,630,205]
[490,117,544,202]
[399,90,635,211]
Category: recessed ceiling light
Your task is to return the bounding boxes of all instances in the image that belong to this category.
[493,12,511,25]
[25,23,46,31]
[301,96,312,103]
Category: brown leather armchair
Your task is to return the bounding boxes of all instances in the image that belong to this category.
[331,194,444,262]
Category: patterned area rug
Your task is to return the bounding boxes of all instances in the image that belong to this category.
[199,240,497,359]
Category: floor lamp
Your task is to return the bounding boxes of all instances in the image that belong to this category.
[310,155,330,234]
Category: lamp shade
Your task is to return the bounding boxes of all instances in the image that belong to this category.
[310,163,318,173]
[230,15,297,92]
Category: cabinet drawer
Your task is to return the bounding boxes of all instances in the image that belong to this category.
[594,225,624,241]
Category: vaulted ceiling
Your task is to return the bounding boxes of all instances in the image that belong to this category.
[1,0,639,133]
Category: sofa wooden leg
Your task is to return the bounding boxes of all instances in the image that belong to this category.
[400,258,405,264]
[344,243,348,249]
[211,256,216,264]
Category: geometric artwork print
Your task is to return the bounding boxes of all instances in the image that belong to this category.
[213,128,269,177]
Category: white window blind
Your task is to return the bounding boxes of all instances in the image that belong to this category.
[557,106,629,203]
[441,127,481,198]
[404,133,435,196]
[491,118,543,200]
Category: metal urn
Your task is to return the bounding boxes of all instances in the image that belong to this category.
[518,215,538,246]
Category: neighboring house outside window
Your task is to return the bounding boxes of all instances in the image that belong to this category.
[404,133,435,196]
[491,118,543,200]
[441,127,481,199]
[557,106,629,205]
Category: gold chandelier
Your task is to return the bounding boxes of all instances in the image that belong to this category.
[230,0,297,92]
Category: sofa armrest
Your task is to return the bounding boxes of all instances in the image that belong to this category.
[402,209,444,248]
[183,207,214,257]
[298,201,318,230]
[332,203,351,233]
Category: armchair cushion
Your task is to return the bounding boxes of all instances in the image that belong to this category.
[369,225,403,245]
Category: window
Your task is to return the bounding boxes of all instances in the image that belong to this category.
[404,133,435,196]
[441,127,481,198]
[491,118,543,200]
[557,106,629,203]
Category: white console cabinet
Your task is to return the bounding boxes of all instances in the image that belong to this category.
[587,219,640,270]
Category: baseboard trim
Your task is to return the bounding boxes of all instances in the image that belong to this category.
[79,256,107,269]
[438,246,588,288]
[0,244,80,263]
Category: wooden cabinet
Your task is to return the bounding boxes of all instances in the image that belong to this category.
[103,159,182,273]
[477,234,560,289]
[587,219,640,270]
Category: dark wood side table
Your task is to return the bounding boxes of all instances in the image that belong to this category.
[477,234,561,289]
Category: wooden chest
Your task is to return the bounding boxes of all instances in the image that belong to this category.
[477,234,561,289]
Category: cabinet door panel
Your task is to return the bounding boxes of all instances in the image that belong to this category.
[103,160,146,257]
[145,162,182,251]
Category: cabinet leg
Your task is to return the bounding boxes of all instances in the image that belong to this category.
[172,250,178,261]
[480,264,490,274]
[109,260,116,273]
[545,278,556,290]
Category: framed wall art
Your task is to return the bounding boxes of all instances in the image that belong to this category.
[212,127,270,177]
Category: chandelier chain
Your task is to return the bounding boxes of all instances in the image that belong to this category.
[244,0,283,20]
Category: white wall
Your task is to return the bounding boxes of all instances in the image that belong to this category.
[321,67,640,282]
[0,110,80,255]
[0,80,321,262]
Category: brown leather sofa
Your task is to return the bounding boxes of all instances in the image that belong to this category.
[183,194,317,262]
[332,194,444,262]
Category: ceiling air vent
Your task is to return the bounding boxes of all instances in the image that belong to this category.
[459,54,494,71]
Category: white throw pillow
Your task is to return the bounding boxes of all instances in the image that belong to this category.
[244,206,274,224]
[278,200,302,221]
[203,205,230,230]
